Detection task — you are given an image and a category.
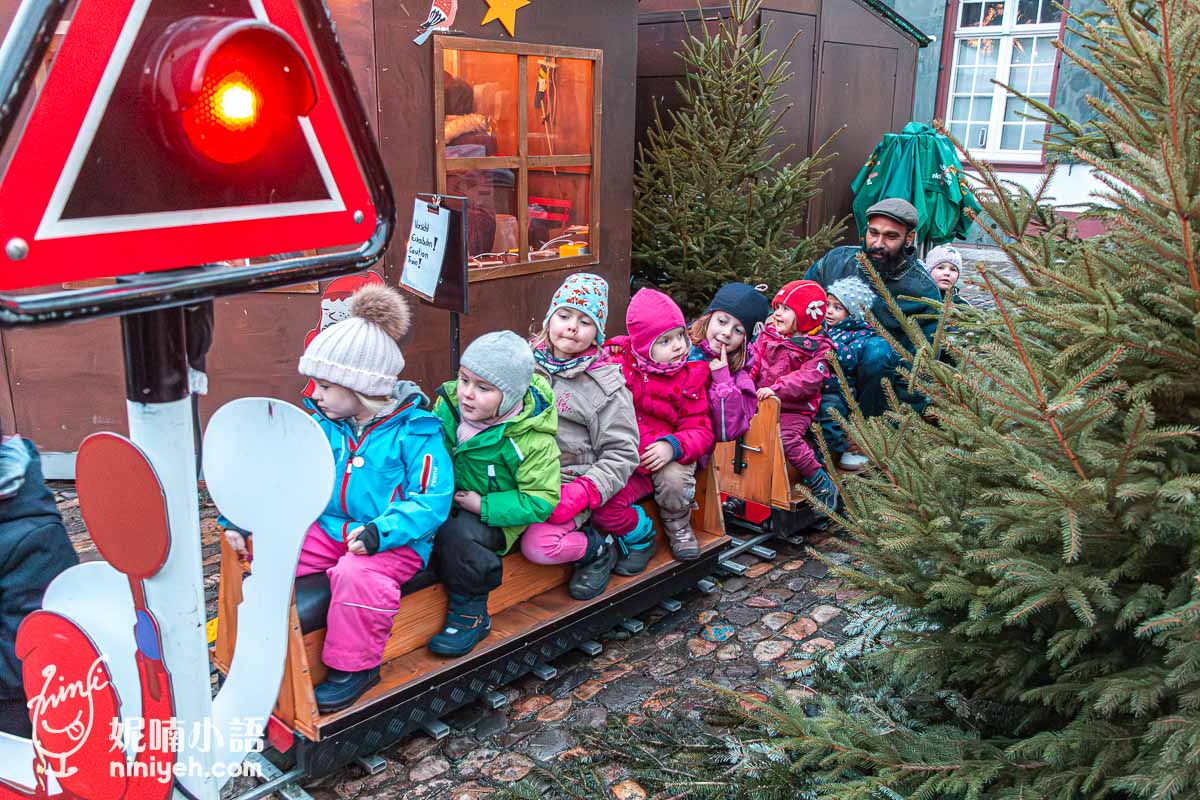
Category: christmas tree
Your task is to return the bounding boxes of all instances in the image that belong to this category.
[707,0,1200,797]
[631,0,844,316]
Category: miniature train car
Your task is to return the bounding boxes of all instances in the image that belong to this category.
[712,397,823,544]
[211,464,728,777]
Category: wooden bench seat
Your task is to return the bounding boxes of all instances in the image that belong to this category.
[212,462,726,741]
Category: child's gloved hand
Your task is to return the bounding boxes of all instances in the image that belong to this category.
[640,441,674,473]
[0,435,31,500]
[547,477,600,524]
[223,527,251,561]
[346,524,380,556]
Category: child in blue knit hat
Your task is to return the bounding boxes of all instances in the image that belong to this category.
[817,275,878,471]
[523,273,640,600]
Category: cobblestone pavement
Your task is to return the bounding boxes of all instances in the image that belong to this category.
[293,531,852,800]
[955,243,1026,310]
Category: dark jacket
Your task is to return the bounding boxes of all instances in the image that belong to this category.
[822,316,876,396]
[804,246,941,348]
[0,439,77,704]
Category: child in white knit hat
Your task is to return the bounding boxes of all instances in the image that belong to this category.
[925,244,963,300]
[220,284,454,713]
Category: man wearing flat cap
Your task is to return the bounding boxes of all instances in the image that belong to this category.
[803,197,941,417]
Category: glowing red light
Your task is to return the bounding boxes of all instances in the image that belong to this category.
[180,42,289,165]
[145,17,317,168]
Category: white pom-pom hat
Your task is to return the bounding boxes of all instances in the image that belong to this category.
[298,284,412,396]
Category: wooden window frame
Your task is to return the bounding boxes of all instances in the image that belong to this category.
[434,36,603,284]
[934,0,1070,171]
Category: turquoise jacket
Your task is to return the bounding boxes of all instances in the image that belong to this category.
[219,382,455,567]
[305,383,454,566]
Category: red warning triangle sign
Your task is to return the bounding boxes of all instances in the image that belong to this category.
[0,0,377,291]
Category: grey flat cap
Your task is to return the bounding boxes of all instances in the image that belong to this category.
[866,198,919,230]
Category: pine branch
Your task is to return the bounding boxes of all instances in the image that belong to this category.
[980,269,1090,481]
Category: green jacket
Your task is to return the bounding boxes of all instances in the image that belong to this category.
[433,374,561,553]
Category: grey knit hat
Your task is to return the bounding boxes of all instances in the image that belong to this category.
[460,331,535,416]
[299,284,411,396]
[925,244,963,272]
[827,275,876,321]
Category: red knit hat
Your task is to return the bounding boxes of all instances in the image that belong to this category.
[773,280,827,329]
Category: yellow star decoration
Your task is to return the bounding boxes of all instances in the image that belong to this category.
[480,0,531,37]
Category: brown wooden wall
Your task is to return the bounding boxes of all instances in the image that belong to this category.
[0,0,639,458]
[374,2,639,394]
[636,0,920,241]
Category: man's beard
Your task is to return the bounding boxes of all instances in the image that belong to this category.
[866,246,906,277]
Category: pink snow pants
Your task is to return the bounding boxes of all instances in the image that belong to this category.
[780,410,821,479]
[295,522,423,671]
[521,520,588,565]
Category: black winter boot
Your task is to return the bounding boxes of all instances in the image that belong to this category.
[314,667,380,713]
[428,592,491,657]
[569,526,617,600]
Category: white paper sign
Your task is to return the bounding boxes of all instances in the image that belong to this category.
[402,198,450,300]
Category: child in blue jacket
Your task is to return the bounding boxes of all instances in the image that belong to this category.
[817,276,878,471]
[221,285,453,712]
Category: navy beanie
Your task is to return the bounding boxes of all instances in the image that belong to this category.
[706,283,772,338]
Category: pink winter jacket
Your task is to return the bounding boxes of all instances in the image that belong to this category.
[751,326,834,416]
[605,339,714,469]
[602,288,715,471]
[689,339,759,442]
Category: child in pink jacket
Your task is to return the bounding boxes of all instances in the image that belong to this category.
[595,289,715,573]
[688,282,773,442]
[752,279,839,512]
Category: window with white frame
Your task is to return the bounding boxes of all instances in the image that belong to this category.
[945,0,1062,161]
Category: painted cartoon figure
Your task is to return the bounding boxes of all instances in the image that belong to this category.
[0,435,175,800]
[302,272,385,398]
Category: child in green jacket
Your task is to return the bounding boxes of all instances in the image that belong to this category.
[429,331,561,657]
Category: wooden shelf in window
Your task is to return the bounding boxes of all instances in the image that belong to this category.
[467,254,597,283]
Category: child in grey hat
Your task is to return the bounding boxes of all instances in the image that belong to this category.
[818,275,878,471]
[428,331,561,657]
[925,244,963,301]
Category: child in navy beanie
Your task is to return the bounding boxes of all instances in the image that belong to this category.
[687,283,771,441]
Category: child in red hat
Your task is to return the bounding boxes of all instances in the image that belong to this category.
[751,280,839,511]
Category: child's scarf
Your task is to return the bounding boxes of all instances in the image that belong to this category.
[532,343,597,376]
[456,399,523,445]
[629,346,688,377]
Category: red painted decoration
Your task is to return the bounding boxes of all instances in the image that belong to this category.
[302,272,385,398]
[76,434,170,582]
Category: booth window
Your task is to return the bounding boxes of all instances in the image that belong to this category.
[941,0,1064,163]
[435,38,601,281]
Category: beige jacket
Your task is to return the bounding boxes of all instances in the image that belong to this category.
[538,358,640,514]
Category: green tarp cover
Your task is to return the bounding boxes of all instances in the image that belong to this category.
[851,122,982,246]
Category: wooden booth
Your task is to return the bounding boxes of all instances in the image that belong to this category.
[0,0,639,474]
[636,0,932,239]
